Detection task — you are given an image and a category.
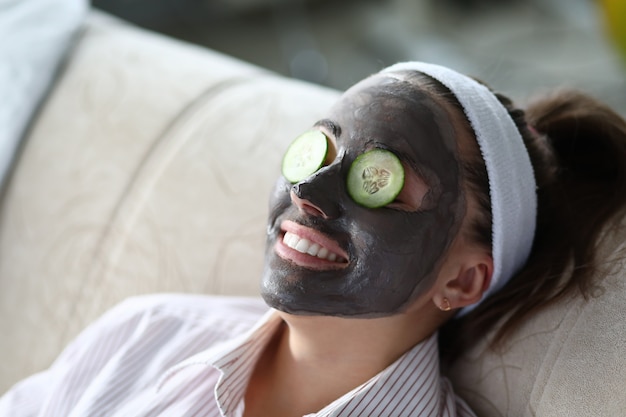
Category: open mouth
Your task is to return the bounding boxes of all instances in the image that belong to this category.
[283,231,346,262]
[275,221,349,269]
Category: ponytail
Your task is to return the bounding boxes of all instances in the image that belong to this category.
[441,89,626,355]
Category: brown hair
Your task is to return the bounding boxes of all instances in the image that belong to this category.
[429,81,626,356]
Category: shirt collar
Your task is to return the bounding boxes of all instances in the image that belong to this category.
[159,311,444,417]
[156,309,282,413]
[211,310,283,415]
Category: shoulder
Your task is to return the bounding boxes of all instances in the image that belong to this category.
[55,293,269,367]
[54,294,268,384]
[0,295,269,415]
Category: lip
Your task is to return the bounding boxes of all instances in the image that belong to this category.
[275,220,350,270]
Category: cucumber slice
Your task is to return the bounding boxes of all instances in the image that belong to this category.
[282,131,329,183]
[347,149,405,208]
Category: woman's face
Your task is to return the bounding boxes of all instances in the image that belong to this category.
[261,74,467,317]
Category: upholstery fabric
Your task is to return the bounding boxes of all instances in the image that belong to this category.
[447,225,626,416]
[0,11,338,392]
[0,0,87,189]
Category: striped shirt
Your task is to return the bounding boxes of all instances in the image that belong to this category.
[0,294,475,417]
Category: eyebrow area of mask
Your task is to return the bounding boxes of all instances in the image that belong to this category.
[313,119,342,140]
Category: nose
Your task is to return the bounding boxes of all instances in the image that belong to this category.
[290,190,328,218]
[290,170,342,220]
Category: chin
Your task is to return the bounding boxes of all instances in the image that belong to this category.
[259,275,410,319]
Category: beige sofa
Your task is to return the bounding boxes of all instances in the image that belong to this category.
[1,11,625,416]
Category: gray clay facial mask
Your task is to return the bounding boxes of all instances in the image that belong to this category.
[261,74,466,317]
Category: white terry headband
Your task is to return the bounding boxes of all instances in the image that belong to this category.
[382,62,537,315]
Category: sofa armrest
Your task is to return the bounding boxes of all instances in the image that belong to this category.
[0,10,339,391]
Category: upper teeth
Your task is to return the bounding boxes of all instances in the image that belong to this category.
[283,232,341,262]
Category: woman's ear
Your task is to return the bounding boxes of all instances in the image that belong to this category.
[433,253,493,312]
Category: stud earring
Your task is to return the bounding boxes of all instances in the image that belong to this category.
[440,297,452,312]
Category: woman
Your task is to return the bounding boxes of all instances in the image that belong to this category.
[1,62,625,417]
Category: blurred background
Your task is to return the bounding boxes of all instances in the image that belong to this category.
[93,0,626,113]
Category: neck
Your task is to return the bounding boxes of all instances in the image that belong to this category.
[283,313,433,373]
[244,307,441,417]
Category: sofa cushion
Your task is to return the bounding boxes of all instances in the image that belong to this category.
[447,224,626,416]
[0,0,86,190]
[0,11,338,391]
